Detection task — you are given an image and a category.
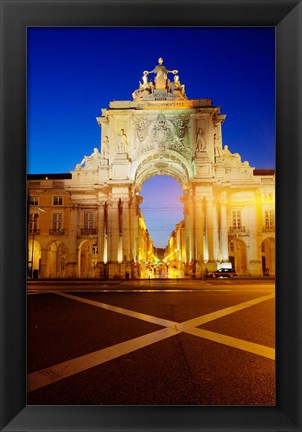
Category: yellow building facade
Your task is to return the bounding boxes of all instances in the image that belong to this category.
[164,170,275,277]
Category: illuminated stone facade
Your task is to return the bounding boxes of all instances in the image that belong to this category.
[28,58,275,279]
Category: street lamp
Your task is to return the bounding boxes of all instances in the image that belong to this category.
[28,205,46,278]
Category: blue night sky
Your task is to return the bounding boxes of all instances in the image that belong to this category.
[27,27,275,248]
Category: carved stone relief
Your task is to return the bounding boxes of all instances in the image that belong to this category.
[133,113,190,159]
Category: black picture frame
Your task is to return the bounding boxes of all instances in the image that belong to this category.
[1,0,301,431]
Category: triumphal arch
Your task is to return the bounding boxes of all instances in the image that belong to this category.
[56,57,273,279]
[28,58,275,279]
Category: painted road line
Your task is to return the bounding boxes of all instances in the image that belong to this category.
[185,327,275,360]
[28,292,275,392]
[52,291,177,329]
[55,290,274,348]
[177,293,275,331]
[27,327,181,392]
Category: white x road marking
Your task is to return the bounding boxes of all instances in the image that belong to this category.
[28,291,275,393]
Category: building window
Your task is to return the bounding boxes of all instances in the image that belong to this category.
[84,212,93,229]
[29,196,39,206]
[52,213,63,230]
[53,196,63,206]
[81,211,96,235]
[264,193,273,202]
[264,210,274,227]
[232,210,241,229]
[29,213,39,234]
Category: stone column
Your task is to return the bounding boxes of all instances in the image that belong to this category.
[107,199,119,278]
[122,199,131,262]
[129,194,137,262]
[66,205,78,278]
[103,202,109,264]
[203,198,209,264]
[206,197,219,265]
[182,190,194,275]
[212,202,219,261]
[248,205,261,276]
[129,192,140,278]
[194,196,204,277]
[96,202,105,277]
[121,198,131,278]
[189,191,195,264]
[117,199,123,264]
[129,197,135,264]
[220,199,229,262]
[182,194,188,265]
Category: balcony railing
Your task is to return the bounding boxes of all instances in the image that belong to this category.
[52,181,64,189]
[28,229,40,235]
[49,228,64,235]
[229,226,246,234]
[81,228,97,235]
[263,225,275,232]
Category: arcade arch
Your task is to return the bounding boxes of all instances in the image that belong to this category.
[28,239,41,278]
[78,240,98,278]
[229,238,247,276]
[47,241,66,278]
[261,237,275,276]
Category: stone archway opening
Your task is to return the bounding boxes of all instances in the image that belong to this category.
[47,241,66,278]
[261,237,275,276]
[78,240,98,278]
[28,239,41,278]
[139,175,184,278]
[229,237,247,276]
[132,149,191,279]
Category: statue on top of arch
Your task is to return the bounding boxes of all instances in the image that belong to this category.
[74,147,103,171]
[217,144,251,168]
[132,57,187,101]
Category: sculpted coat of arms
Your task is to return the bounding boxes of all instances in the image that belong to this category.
[133,113,190,158]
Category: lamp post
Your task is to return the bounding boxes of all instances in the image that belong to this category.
[30,228,35,278]
[28,203,46,278]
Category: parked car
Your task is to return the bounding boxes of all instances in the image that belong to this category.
[205,268,237,278]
